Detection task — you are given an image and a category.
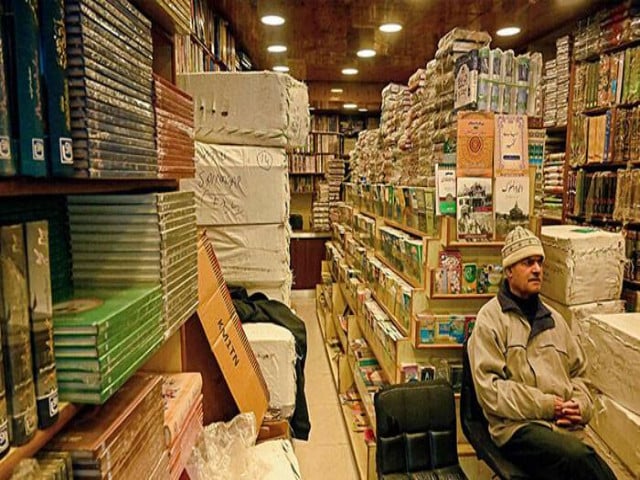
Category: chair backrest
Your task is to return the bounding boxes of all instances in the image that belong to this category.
[374,380,459,477]
[461,339,488,432]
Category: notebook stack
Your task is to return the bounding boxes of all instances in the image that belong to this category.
[161,373,203,480]
[65,0,157,178]
[53,285,163,404]
[153,73,195,179]
[47,374,168,479]
[66,192,198,337]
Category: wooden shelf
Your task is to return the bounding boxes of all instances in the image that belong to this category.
[415,343,463,350]
[444,241,505,248]
[189,34,229,70]
[289,171,325,176]
[580,106,610,116]
[383,218,434,239]
[430,293,494,300]
[371,291,408,338]
[350,357,378,435]
[131,0,190,35]
[570,162,628,171]
[0,178,178,197]
[0,403,79,479]
[310,130,342,136]
[624,278,640,289]
[566,214,621,226]
[375,253,423,289]
[354,312,397,384]
[546,125,567,134]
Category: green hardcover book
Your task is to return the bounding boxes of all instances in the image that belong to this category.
[0,224,38,446]
[4,0,47,176]
[0,5,16,176]
[24,221,59,428]
[40,0,73,176]
[52,284,161,336]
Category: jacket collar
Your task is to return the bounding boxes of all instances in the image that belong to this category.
[497,280,555,338]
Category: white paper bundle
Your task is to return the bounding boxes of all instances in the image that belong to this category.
[177,72,309,148]
[541,296,625,335]
[181,143,289,225]
[244,323,296,420]
[540,226,625,305]
[580,313,640,417]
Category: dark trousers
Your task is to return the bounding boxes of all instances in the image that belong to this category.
[500,424,617,480]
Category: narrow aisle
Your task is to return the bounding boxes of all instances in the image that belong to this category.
[291,294,360,480]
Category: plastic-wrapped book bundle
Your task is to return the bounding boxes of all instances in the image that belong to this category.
[349,129,383,183]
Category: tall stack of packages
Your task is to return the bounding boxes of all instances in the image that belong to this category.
[178,72,310,306]
[538,226,636,477]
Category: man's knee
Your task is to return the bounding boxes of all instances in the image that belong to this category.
[561,436,594,462]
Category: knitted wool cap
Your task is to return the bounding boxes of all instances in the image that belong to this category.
[501,226,545,268]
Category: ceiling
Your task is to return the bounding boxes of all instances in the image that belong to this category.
[212,0,611,110]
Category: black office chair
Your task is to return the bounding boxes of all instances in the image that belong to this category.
[374,380,467,480]
[460,340,530,480]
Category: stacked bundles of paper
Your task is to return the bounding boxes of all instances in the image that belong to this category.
[326,155,344,229]
[555,36,572,126]
[182,143,292,304]
[67,192,198,337]
[161,373,203,480]
[540,226,625,306]
[150,0,190,34]
[66,0,157,178]
[52,285,164,404]
[541,152,565,219]
[578,313,640,477]
[244,323,297,420]
[349,129,383,183]
[573,11,605,62]
[543,59,558,127]
[154,74,195,179]
[380,83,412,183]
[541,296,624,335]
[312,182,331,232]
[48,374,169,478]
[177,72,309,148]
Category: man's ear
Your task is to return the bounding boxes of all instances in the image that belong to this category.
[505,266,512,278]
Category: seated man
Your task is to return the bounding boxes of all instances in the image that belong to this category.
[468,227,615,479]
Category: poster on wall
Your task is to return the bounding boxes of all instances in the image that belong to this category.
[494,114,529,176]
[494,176,530,240]
[456,177,493,242]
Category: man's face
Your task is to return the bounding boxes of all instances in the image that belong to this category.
[506,255,544,298]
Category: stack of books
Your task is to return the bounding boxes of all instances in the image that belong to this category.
[66,0,157,178]
[47,374,168,478]
[153,74,195,179]
[66,192,198,337]
[161,373,203,479]
[53,285,163,404]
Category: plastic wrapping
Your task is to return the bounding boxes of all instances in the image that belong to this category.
[186,413,269,480]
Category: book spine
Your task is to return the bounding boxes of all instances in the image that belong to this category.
[0,10,16,176]
[24,221,59,429]
[6,0,46,176]
[40,0,73,176]
[0,224,38,446]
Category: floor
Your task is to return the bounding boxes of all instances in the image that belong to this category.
[291,293,361,480]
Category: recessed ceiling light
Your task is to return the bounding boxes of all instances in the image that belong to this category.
[267,44,287,53]
[330,88,344,93]
[273,65,289,72]
[358,108,368,112]
[496,26,521,37]
[357,48,376,58]
[342,67,358,75]
[261,15,285,26]
[343,103,358,109]
[379,23,402,33]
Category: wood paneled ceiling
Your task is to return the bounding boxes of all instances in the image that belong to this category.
[212,0,611,110]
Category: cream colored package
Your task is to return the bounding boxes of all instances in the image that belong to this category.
[589,393,640,478]
[540,296,625,335]
[177,72,309,148]
[181,143,289,225]
[540,225,625,305]
[580,313,640,416]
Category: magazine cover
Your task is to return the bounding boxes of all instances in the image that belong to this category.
[494,114,529,176]
[495,176,530,240]
[457,111,494,177]
[456,177,493,241]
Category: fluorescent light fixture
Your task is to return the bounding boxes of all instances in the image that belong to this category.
[357,48,376,58]
[358,108,368,112]
[343,103,358,109]
[330,88,344,93]
[342,67,358,75]
[496,26,521,37]
[261,15,285,26]
[273,65,289,72]
[267,44,287,53]
[379,23,402,33]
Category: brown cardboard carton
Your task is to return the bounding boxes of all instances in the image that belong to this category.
[196,231,269,426]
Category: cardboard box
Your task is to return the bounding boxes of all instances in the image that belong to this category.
[540,226,625,305]
[196,231,269,425]
[177,71,309,148]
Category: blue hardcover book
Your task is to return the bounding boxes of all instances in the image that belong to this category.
[40,0,73,176]
[0,6,16,176]
[5,0,46,176]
